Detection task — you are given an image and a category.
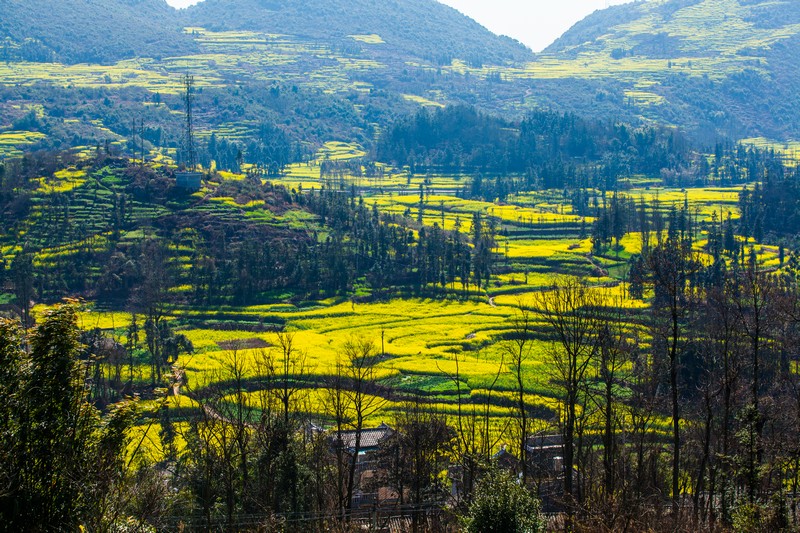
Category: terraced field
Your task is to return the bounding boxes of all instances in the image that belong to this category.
[0,130,47,158]
[2,0,795,460]
[12,143,779,455]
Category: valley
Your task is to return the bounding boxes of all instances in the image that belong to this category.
[3,0,800,530]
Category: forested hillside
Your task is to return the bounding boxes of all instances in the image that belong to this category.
[0,81,384,169]
[0,0,530,67]
[376,105,695,191]
[0,0,195,64]
[184,0,532,66]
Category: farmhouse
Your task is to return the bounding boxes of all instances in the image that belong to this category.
[329,423,396,509]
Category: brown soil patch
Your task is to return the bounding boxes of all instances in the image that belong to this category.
[216,338,272,350]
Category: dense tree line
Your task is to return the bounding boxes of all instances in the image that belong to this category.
[737,156,800,242]
[0,304,138,530]
[581,142,800,260]
[376,105,789,202]
[376,106,692,191]
[176,183,496,305]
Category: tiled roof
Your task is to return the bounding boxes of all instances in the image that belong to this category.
[526,434,563,451]
[334,423,393,451]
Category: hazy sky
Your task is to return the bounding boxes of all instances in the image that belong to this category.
[438,1,633,51]
[164,0,634,52]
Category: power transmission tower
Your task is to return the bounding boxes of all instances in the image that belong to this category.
[175,74,203,191]
[180,74,197,171]
[139,117,146,166]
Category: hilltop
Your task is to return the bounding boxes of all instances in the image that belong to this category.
[548,0,800,57]
[541,0,800,138]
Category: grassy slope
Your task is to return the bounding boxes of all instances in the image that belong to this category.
[542,0,800,139]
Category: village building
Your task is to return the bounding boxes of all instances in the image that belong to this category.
[328,423,397,510]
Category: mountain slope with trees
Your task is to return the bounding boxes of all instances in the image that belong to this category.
[0,0,532,67]
[4,0,800,151]
[0,0,196,64]
[183,0,532,66]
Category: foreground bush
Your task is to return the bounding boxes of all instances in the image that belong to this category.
[463,468,545,533]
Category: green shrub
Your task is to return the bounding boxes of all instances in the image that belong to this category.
[463,468,545,533]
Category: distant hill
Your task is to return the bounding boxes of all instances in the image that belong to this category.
[183,0,532,66]
[548,0,800,59]
[543,0,800,139]
[0,0,531,68]
[0,0,195,64]
[3,0,800,157]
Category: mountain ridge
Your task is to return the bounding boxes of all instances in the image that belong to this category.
[0,0,531,66]
[182,0,532,65]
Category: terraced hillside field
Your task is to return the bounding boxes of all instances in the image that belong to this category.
[10,141,784,460]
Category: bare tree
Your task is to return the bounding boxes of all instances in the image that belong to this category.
[10,251,35,329]
[592,292,636,526]
[272,331,309,425]
[534,276,602,521]
[501,298,535,486]
[697,283,743,526]
[135,239,171,384]
[181,346,254,528]
[441,348,507,509]
[324,335,385,520]
[623,353,664,530]
[324,354,351,520]
[377,398,454,533]
[247,333,312,516]
[221,347,254,520]
[734,265,780,503]
[646,237,700,517]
